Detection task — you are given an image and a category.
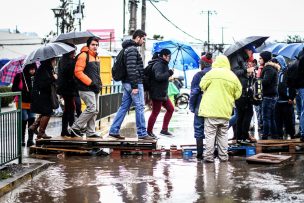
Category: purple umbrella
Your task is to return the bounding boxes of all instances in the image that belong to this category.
[0,56,26,83]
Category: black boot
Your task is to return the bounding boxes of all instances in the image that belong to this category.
[21,120,27,146]
[27,118,35,147]
[196,138,204,159]
[61,112,70,136]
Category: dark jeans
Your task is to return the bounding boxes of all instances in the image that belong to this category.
[194,115,204,139]
[262,97,277,136]
[147,98,174,132]
[62,96,75,134]
[275,102,295,137]
[236,98,253,141]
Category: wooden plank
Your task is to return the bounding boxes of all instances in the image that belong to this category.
[30,146,89,154]
[257,139,301,144]
[246,153,292,164]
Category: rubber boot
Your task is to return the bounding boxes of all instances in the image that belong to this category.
[37,116,52,139]
[27,117,35,147]
[28,115,42,135]
[196,138,204,159]
[21,120,27,146]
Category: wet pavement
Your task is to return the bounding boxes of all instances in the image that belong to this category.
[1,108,304,202]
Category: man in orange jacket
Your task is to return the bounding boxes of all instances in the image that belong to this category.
[70,37,102,137]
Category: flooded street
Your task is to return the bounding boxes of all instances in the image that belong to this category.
[1,155,304,203]
[1,110,304,202]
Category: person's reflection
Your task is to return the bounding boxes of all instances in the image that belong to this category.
[194,161,205,202]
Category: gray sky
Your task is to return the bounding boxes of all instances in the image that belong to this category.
[1,0,304,43]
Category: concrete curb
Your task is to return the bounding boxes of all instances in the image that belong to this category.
[0,160,54,197]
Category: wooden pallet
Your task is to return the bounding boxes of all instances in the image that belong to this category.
[35,136,157,150]
[246,153,292,164]
[255,139,304,154]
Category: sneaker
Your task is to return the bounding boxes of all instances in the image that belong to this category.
[87,133,101,138]
[248,135,257,143]
[160,130,173,136]
[138,135,154,140]
[147,131,158,139]
[109,133,125,140]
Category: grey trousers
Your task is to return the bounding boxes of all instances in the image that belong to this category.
[204,118,229,161]
[72,91,99,136]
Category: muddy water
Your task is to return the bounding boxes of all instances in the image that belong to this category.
[1,154,304,203]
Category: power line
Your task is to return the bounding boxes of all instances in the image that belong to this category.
[148,0,204,43]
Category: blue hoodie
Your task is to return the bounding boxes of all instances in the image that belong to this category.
[275,55,296,102]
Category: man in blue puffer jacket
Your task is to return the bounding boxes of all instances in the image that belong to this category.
[189,52,212,159]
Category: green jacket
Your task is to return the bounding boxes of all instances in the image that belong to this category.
[198,55,242,120]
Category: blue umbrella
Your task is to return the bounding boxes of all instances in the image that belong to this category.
[277,43,304,59]
[152,40,200,87]
[262,43,286,55]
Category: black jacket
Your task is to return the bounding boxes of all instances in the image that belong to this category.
[149,57,172,101]
[121,39,144,89]
[278,69,296,102]
[261,61,280,97]
[31,62,56,115]
[57,55,78,96]
[231,54,251,98]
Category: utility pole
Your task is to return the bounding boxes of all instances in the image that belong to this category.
[128,0,138,35]
[141,0,146,64]
[201,10,216,52]
[123,0,126,35]
[221,27,224,44]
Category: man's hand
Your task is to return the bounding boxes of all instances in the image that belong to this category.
[132,89,139,94]
[53,74,58,80]
[288,99,294,105]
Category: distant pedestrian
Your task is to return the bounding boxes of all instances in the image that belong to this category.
[189,52,212,159]
[274,55,296,139]
[199,55,242,162]
[57,47,78,137]
[147,48,174,138]
[29,58,58,140]
[69,37,102,138]
[12,63,37,146]
[109,29,152,140]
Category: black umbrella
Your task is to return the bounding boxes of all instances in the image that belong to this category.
[224,36,269,57]
[24,42,75,65]
[53,31,101,45]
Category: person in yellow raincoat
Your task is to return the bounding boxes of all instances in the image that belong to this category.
[199,55,242,162]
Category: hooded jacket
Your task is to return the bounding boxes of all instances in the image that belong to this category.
[261,61,280,97]
[189,66,212,115]
[199,55,242,120]
[149,57,172,101]
[121,39,144,89]
[276,55,296,102]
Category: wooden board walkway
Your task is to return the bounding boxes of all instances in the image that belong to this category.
[255,139,304,154]
[246,153,292,164]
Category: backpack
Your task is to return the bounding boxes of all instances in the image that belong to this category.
[143,59,157,91]
[248,77,262,106]
[286,60,302,88]
[112,48,126,81]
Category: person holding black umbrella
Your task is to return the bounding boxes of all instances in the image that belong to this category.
[231,44,256,143]
[29,58,57,140]
[57,45,78,137]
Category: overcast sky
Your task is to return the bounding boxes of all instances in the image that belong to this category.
[1,0,304,44]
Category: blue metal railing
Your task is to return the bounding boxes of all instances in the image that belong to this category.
[0,92,22,166]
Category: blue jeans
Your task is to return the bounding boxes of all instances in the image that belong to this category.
[229,108,238,128]
[194,115,204,139]
[262,97,277,136]
[298,88,304,136]
[109,83,147,137]
[22,109,35,121]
